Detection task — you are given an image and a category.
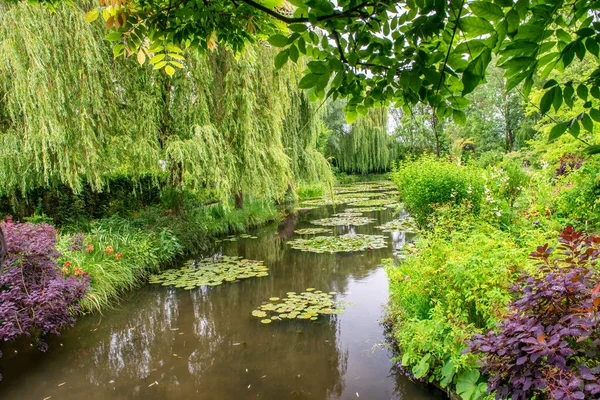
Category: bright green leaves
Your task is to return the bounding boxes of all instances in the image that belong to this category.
[460,17,495,37]
[456,370,487,400]
[84,9,99,23]
[462,48,492,95]
[268,34,288,47]
[470,2,504,21]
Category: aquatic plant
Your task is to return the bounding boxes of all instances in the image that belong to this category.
[344,206,387,213]
[287,234,387,253]
[332,211,364,217]
[348,198,398,207]
[252,289,347,322]
[376,219,418,233]
[149,256,268,289]
[294,228,332,235]
[310,216,376,226]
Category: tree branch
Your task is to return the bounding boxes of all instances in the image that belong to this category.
[237,0,374,24]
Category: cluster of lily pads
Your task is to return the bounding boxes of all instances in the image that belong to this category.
[252,289,347,323]
[344,206,386,213]
[294,228,332,235]
[332,211,364,217]
[349,198,398,207]
[375,218,418,233]
[287,234,387,253]
[148,256,269,289]
[310,216,376,226]
[215,234,258,243]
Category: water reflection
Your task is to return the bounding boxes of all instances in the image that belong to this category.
[0,206,445,400]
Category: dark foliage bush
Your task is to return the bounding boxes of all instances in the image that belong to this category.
[0,220,89,344]
[469,227,600,400]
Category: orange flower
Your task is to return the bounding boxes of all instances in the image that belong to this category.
[61,266,69,275]
[65,261,72,267]
[116,253,122,260]
[74,267,83,276]
[106,246,114,255]
[86,243,94,253]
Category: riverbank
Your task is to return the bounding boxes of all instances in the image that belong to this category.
[55,198,281,313]
[384,156,600,399]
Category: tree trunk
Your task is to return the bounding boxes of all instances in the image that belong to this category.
[507,129,514,152]
[234,191,244,209]
[0,225,6,271]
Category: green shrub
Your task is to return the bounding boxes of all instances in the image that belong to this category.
[553,158,600,228]
[385,213,532,398]
[392,157,484,225]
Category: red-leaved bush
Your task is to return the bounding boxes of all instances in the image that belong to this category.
[469,227,600,400]
[0,221,89,345]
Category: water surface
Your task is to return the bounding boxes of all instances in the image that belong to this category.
[0,203,446,400]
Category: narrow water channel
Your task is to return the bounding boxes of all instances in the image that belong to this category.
[0,200,446,400]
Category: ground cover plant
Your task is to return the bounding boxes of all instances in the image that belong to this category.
[375,218,418,233]
[287,234,387,253]
[252,289,347,323]
[149,256,269,289]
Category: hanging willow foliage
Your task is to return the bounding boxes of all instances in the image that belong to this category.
[334,108,397,174]
[0,2,331,203]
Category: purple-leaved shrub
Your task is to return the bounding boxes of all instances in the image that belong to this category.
[469,226,600,400]
[0,220,89,343]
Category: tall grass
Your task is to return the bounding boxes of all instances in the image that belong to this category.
[57,198,279,313]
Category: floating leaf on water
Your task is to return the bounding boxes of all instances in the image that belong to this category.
[287,234,387,253]
[310,216,376,226]
[294,228,332,235]
[269,297,280,301]
[260,319,272,324]
[348,198,397,207]
[252,290,348,323]
[375,218,418,233]
[332,211,364,217]
[149,256,269,289]
[344,206,386,213]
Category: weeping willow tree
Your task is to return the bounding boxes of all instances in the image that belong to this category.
[0,2,330,209]
[331,108,397,174]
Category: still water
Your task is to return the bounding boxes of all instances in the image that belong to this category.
[0,203,446,400]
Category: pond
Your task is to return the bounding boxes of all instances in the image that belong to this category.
[0,191,447,400]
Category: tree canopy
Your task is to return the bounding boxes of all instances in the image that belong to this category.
[22,0,600,145]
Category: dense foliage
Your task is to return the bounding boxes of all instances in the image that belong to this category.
[392,157,485,225]
[0,221,88,343]
[469,227,600,400]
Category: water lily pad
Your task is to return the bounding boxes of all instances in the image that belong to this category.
[348,198,398,207]
[294,228,332,235]
[332,211,364,217]
[344,206,387,213]
[261,319,272,324]
[287,234,387,253]
[149,255,269,289]
[376,218,418,232]
[310,216,376,226]
[253,290,347,323]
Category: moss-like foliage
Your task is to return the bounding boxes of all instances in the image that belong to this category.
[252,289,347,322]
[149,256,268,289]
[287,234,387,253]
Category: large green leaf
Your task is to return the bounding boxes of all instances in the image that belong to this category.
[470,2,504,20]
[460,16,495,36]
[456,370,486,400]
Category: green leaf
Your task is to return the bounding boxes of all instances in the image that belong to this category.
[289,23,308,32]
[453,109,467,125]
[462,48,492,95]
[412,354,431,379]
[153,61,167,70]
[164,65,175,76]
[591,86,600,99]
[470,2,504,20]
[549,122,568,141]
[289,44,299,63]
[85,9,100,23]
[268,34,289,47]
[112,44,125,58]
[169,60,184,69]
[150,53,166,64]
[586,37,599,57]
[581,113,594,132]
[274,50,289,69]
[590,108,600,122]
[577,84,588,100]
[460,16,495,36]
[104,32,122,42]
[307,61,329,75]
[298,73,320,89]
[553,86,563,111]
[570,119,580,137]
[345,110,358,123]
[456,370,485,400]
[540,86,556,114]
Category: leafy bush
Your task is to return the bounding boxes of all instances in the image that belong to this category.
[469,227,600,400]
[392,157,484,225]
[385,210,532,399]
[553,158,600,228]
[0,221,89,343]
